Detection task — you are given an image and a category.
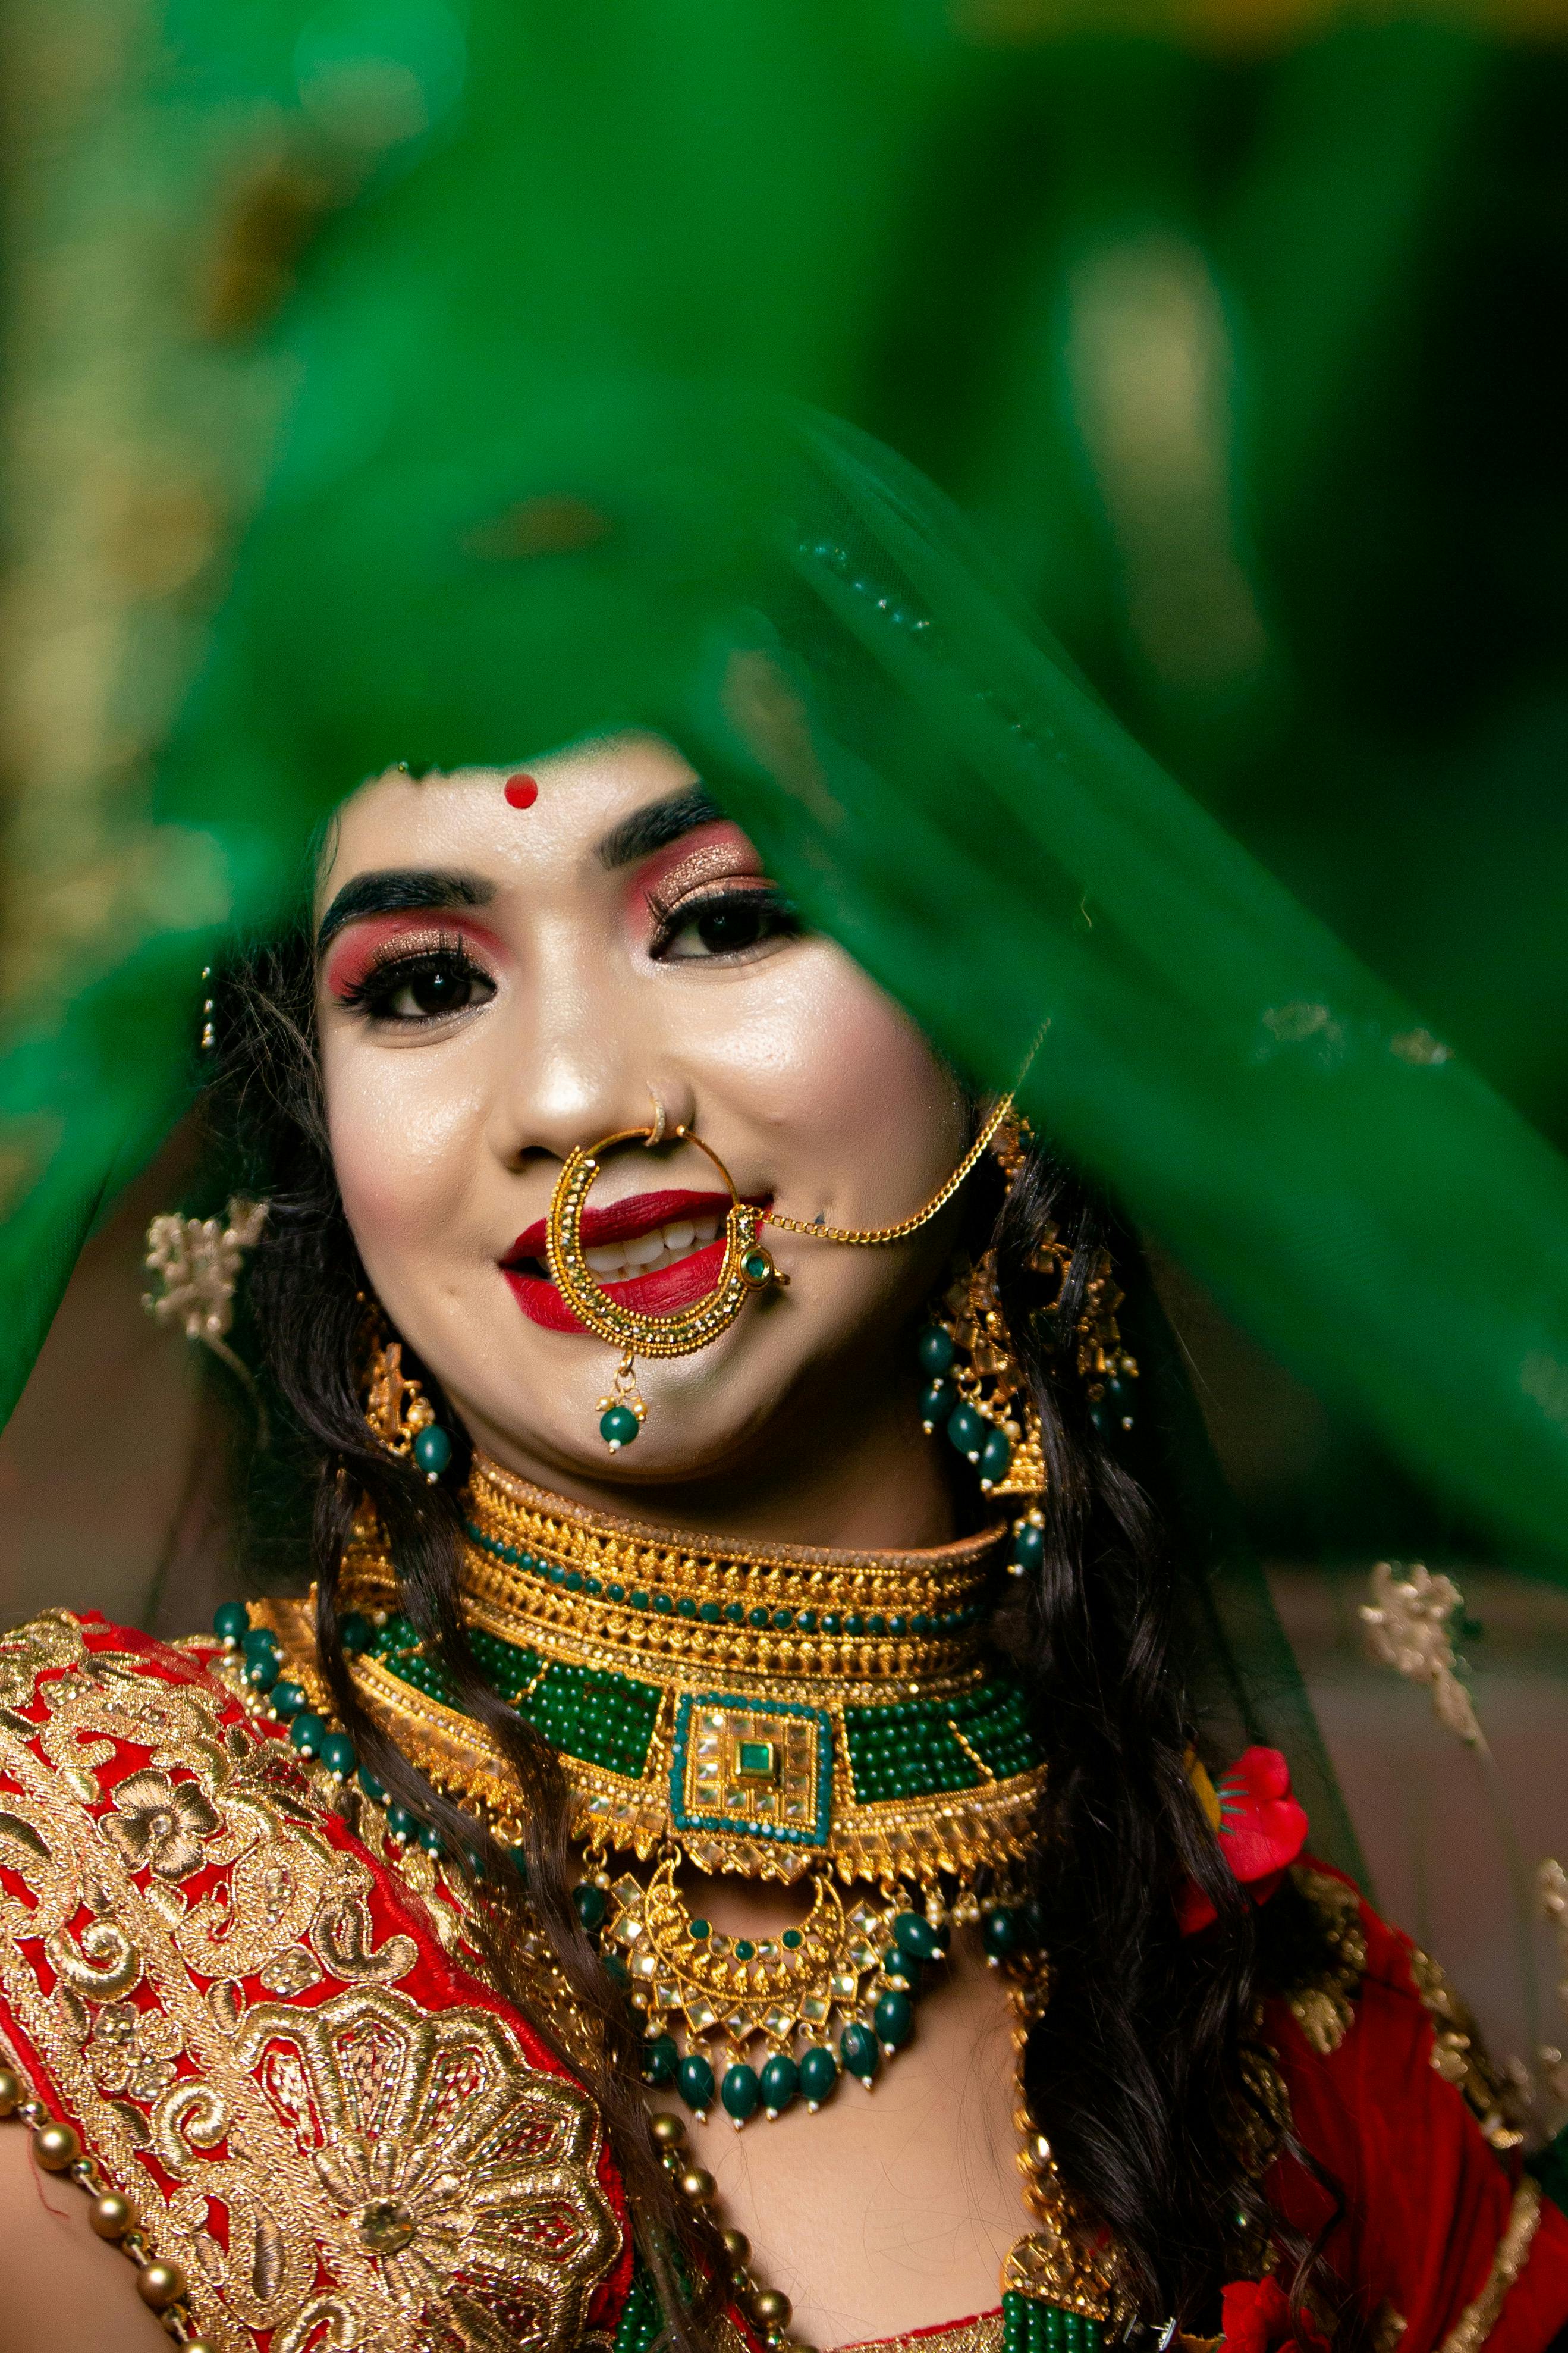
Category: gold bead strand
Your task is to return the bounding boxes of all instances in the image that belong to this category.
[0,2064,208,2343]
[650,2109,818,2353]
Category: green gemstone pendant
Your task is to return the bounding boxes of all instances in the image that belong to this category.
[597,1353,648,1451]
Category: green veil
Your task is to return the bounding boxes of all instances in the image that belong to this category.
[5,1,1568,1912]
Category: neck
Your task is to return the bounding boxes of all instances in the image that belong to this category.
[460,1342,960,1554]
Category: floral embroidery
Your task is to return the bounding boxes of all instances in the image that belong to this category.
[0,1614,626,2353]
[84,2000,182,2103]
[316,2131,493,2305]
[101,1768,220,1881]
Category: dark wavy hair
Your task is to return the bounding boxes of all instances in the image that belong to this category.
[202,923,1343,2348]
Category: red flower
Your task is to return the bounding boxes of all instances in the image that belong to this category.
[1178,1747,1309,1936]
[1220,2277,1328,2353]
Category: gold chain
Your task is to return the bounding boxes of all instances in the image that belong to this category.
[765,1093,1018,1245]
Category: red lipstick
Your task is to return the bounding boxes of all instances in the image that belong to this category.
[506,1189,731,1260]
[502,1188,747,1336]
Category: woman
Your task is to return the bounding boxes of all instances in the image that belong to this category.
[0,412,1562,2353]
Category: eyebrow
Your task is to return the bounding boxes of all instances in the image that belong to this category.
[315,868,495,954]
[595,786,722,872]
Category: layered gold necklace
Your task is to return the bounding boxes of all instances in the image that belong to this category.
[257,1455,1049,2129]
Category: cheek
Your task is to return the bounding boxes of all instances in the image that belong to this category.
[322,1034,489,1254]
[701,946,963,1176]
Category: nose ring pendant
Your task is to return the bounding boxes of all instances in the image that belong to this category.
[544,1122,784,1450]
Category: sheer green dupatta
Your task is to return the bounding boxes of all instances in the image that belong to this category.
[5,394,1564,1887]
[711,412,1568,1592]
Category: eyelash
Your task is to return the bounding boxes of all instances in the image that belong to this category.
[647,882,802,962]
[334,933,496,1023]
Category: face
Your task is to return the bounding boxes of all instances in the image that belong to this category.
[315,735,969,1497]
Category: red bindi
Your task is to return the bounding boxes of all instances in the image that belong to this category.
[504,773,539,810]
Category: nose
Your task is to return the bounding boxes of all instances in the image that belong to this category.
[483,933,695,1170]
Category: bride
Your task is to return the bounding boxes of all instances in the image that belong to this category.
[0,427,1558,2353]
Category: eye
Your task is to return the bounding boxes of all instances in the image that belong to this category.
[385,960,488,1017]
[652,886,800,963]
[339,945,497,1024]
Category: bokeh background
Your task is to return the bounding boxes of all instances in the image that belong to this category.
[3,0,1567,2122]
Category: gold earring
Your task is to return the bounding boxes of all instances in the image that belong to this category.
[916,1115,1047,1576]
[919,1249,1047,1494]
[358,1306,453,1482]
[1033,1232,1139,1436]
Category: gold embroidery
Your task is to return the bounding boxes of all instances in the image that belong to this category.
[835,2314,1004,2353]
[101,1765,221,1879]
[0,1612,623,2353]
[1438,2179,1541,2353]
[1286,1865,1368,2056]
[1406,1944,1525,2152]
[215,1981,620,2333]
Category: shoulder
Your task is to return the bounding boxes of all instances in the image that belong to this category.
[0,1607,630,2353]
[1260,1862,1568,2353]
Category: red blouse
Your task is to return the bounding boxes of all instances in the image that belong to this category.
[0,1612,1560,2353]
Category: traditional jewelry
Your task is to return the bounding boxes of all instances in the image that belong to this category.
[208,1598,1143,2353]
[630,1961,1130,2353]
[545,1122,784,1450]
[358,1305,453,1480]
[1034,1230,1140,1439]
[0,2067,206,2345]
[916,1110,1047,1573]
[246,1455,1047,2127]
[143,1194,268,1380]
[546,1095,1020,1452]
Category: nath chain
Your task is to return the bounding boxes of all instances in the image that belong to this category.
[764,1093,1018,1246]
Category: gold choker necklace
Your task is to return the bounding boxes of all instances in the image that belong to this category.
[318,1455,1045,1887]
[256,1458,1049,2124]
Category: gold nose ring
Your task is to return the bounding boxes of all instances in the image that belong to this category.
[545,1120,785,1450]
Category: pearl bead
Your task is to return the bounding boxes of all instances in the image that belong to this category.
[650,2113,686,2150]
[32,2121,81,2172]
[135,2258,188,2310]
[721,2227,751,2267]
[751,2287,793,2330]
[0,2068,21,2115]
[675,2166,716,2205]
[89,2191,139,2239]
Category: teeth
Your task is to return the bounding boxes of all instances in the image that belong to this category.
[573,1215,726,1282]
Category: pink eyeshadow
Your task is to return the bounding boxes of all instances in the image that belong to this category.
[322,911,503,999]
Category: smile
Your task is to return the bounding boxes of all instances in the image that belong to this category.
[501,1189,755,1335]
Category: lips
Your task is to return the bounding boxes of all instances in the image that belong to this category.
[502,1189,744,1336]
[507,1190,731,1259]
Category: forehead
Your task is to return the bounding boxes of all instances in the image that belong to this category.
[316,733,702,908]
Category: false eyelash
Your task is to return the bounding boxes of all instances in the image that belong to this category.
[646,881,800,957]
[334,931,488,1012]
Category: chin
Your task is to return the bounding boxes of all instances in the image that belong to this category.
[463,1351,794,1488]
